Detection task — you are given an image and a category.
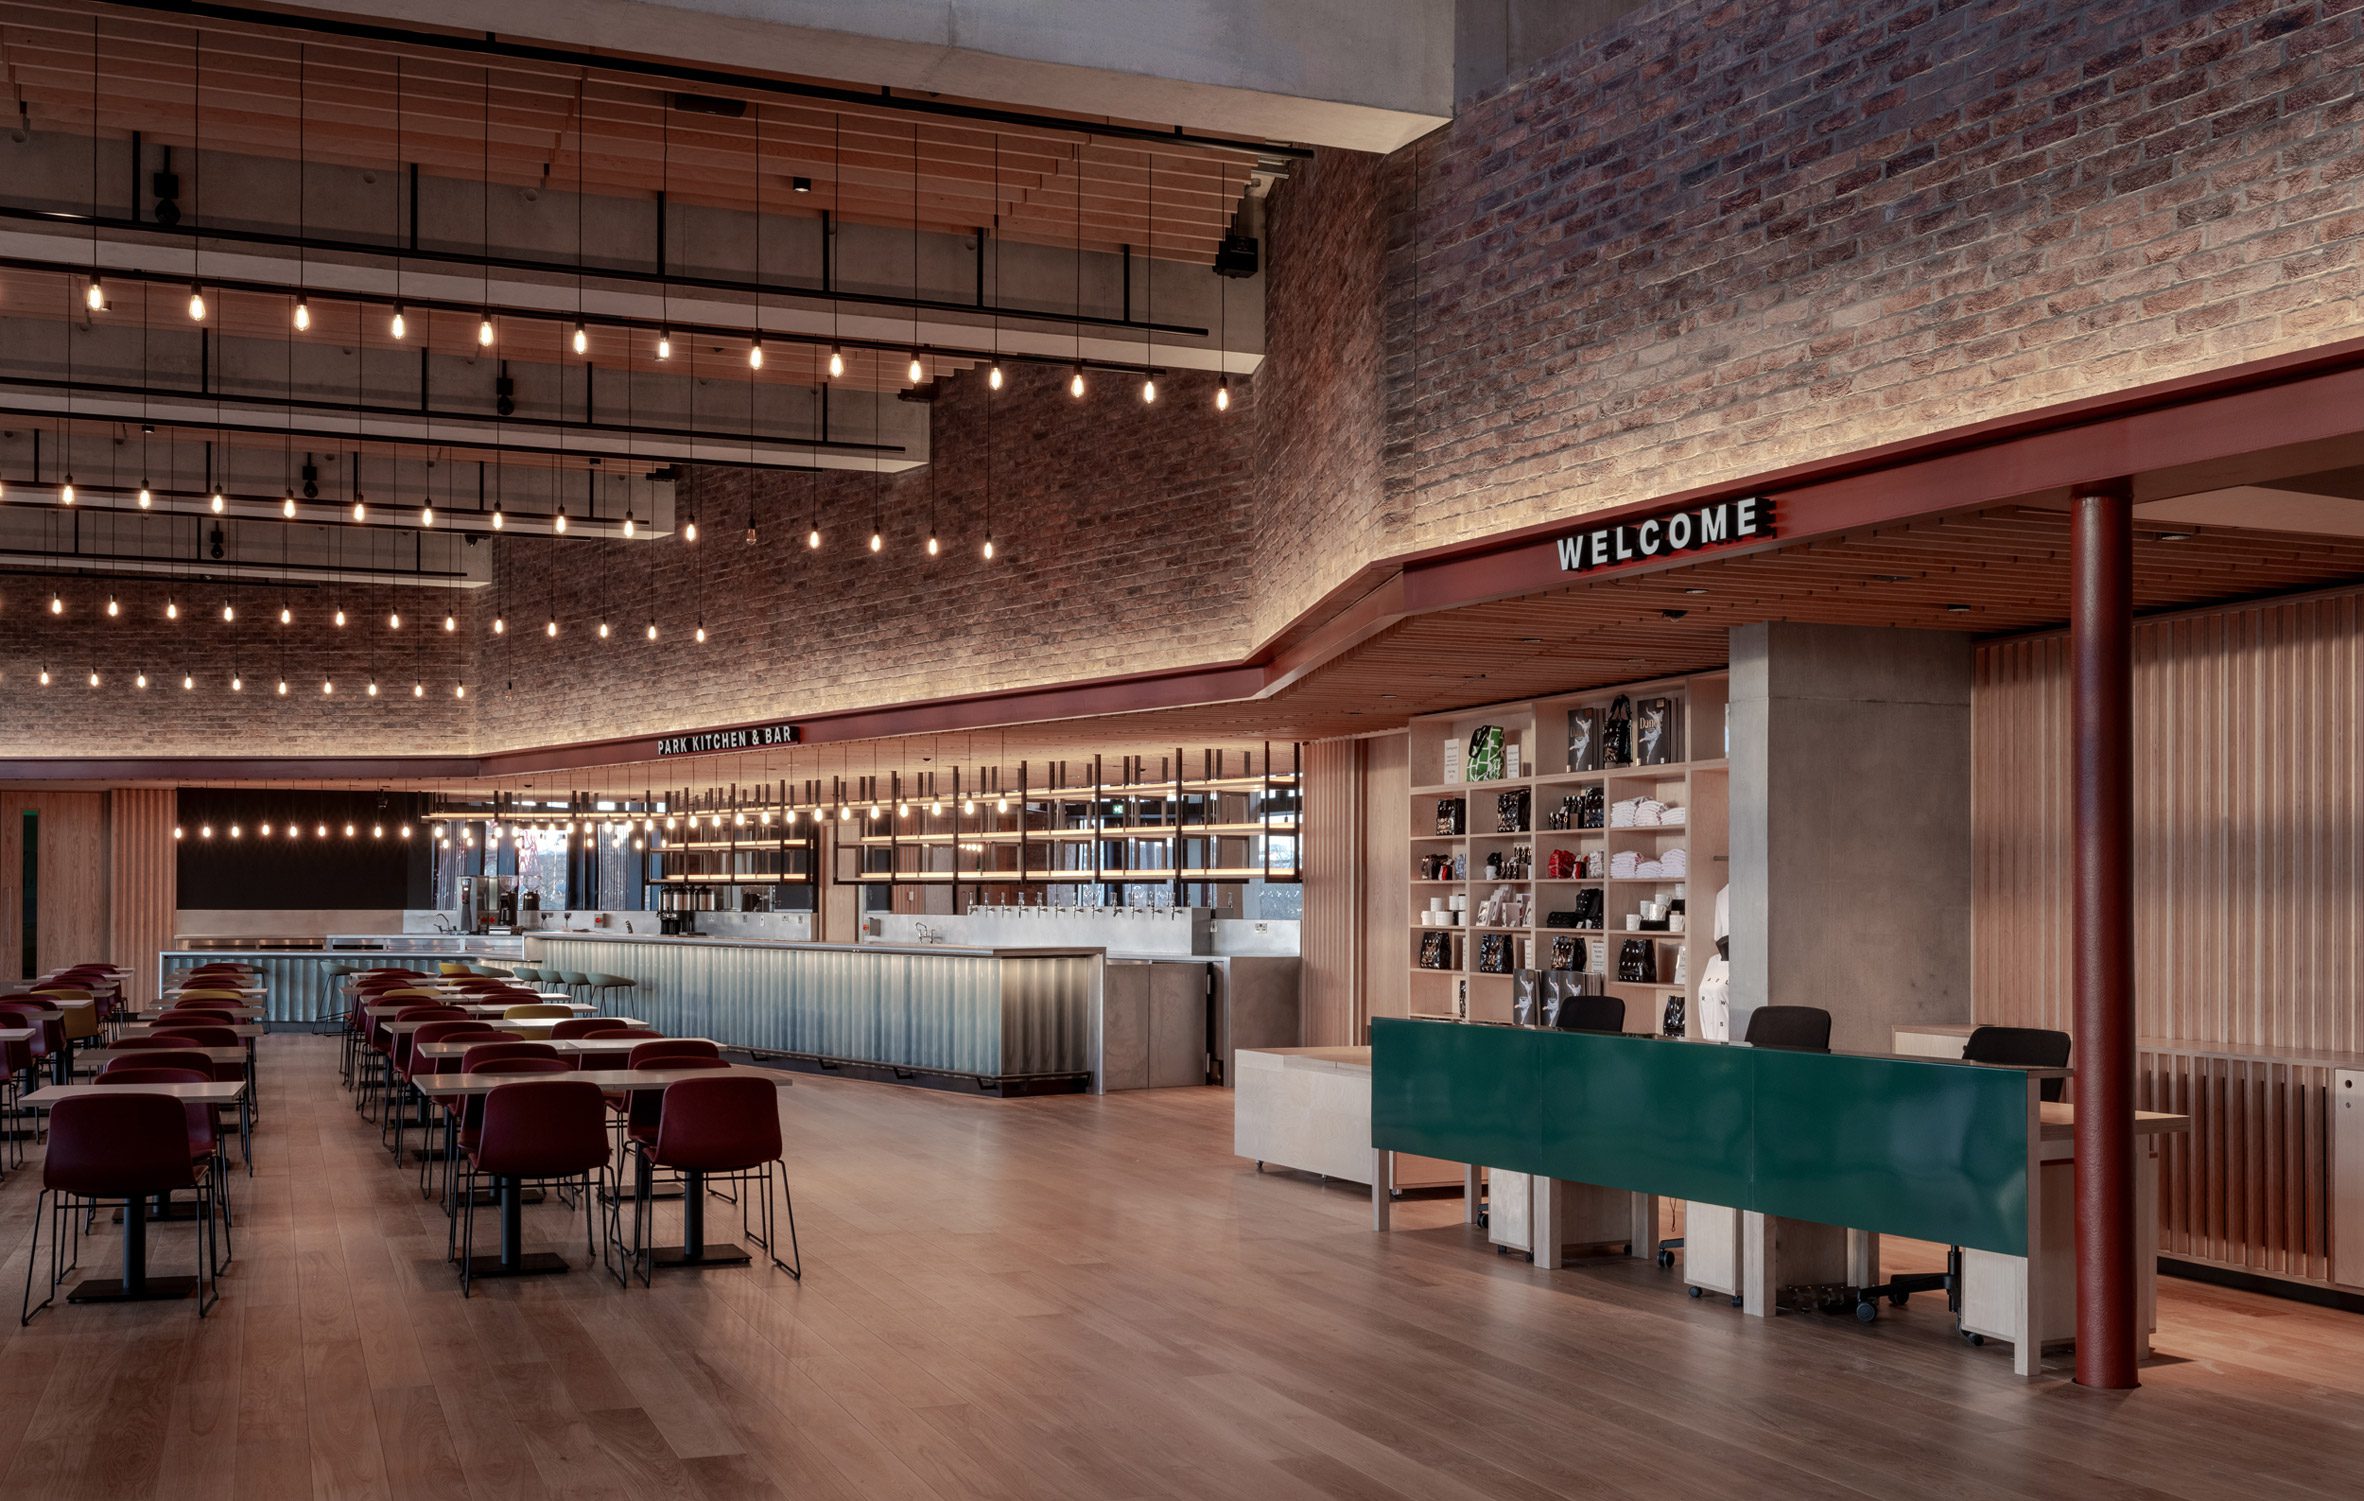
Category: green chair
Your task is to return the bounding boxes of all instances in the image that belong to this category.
[586,973,638,1010]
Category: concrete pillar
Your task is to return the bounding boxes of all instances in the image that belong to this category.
[1728,623,1972,1054]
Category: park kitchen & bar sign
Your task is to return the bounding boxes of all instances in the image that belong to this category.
[656,721,801,756]
[1556,496,1774,574]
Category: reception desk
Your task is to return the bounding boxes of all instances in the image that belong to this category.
[529,934,1098,1093]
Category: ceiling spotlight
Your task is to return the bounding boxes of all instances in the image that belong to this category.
[988,362,1003,391]
[293,295,311,331]
[806,526,821,550]
[491,503,504,530]
[420,503,434,527]
[137,483,153,508]
[478,313,495,346]
[828,346,844,378]
[868,530,883,553]
[1142,376,1157,404]
[1216,376,1231,412]
[187,283,206,321]
[85,274,105,311]
[282,494,296,518]
[572,321,589,355]
[749,338,764,370]
[390,304,407,340]
[1069,365,1086,398]
[656,329,671,360]
[352,499,366,521]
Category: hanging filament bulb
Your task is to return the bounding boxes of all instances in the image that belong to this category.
[656,329,672,361]
[187,283,206,321]
[210,489,224,514]
[321,678,334,695]
[137,483,152,508]
[443,611,456,632]
[37,668,50,686]
[390,304,407,340]
[278,604,292,625]
[572,321,589,355]
[868,530,883,553]
[597,620,610,639]
[553,510,568,535]
[694,622,707,644]
[478,312,495,347]
[645,620,658,640]
[1216,376,1231,412]
[544,618,557,637]
[334,607,347,627]
[366,679,379,697]
[807,526,821,550]
[388,608,402,630]
[492,614,505,635]
[294,295,311,331]
[683,517,697,543]
[134,670,147,689]
[231,671,242,691]
[982,537,996,561]
[413,680,425,698]
[282,493,296,518]
[622,511,636,538]
[182,673,194,690]
[85,274,105,312]
[907,352,924,384]
[275,678,288,696]
[491,502,504,531]
[60,476,75,506]
[352,498,366,521]
[105,594,119,618]
[454,682,467,699]
[749,338,764,371]
[828,346,844,378]
[419,502,434,527]
[988,362,1003,391]
[48,592,62,615]
[165,598,179,620]
[1069,365,1086,398]
[996,795,1010,813]
[1141,375,1157,404]
[221,600,234,621]
[927,534,940,557]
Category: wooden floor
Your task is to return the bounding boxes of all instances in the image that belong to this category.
[0,1036,2360,1499]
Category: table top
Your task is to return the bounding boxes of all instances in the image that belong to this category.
[140,1006,266,1022]
[417,1063,787,1096]
[2037,1101,2188,1142]
[121,1021,264,1040]
[413,1036,716,1060]
[360,996,586,1015]
[380,1015,643,1036]
[0,1025,34,1043]
[23,1079,249,1107]
[1238,1045,1372,1072]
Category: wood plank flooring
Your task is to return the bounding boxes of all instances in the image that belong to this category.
[0,1035,2360,1499]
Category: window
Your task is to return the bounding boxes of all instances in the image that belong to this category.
[511,828,569,911]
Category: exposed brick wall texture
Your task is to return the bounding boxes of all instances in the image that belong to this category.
[0,574,474,756]
[464,363,1254,749]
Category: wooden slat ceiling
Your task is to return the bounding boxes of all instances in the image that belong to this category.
[0,1,1258,260]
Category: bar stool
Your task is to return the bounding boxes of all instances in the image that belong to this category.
[21,1091,224,1324]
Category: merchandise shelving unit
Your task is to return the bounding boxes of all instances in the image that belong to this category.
[1405,672,1729,1032]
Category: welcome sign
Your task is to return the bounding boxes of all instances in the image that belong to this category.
[1556,496,1774,574]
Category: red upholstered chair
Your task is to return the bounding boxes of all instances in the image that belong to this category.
[0,1030,33,1167]
[0,1001,69,1090]
[404,1022,515,1192]
[624,1073,799,1284]
[549,1017,633,1040]
[100,1047,215,1075]
[94,1066,234,1252]
[445,1044,568,1190]
[453,1078,616,1294]
[147,1024,239,1048]
[612,1053,730,1171]
[21,1091,224,1324]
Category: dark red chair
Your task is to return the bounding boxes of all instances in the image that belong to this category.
[0,1001,66,1088]
[549,1017,633,1040]
[407,1023,515,1196]
[146,1023,239,1048]
[99,1047,215,1075]
[454,1077,616,1294]
[21,1091,224,1323]
[624,1073,799,1285]
[613,1052,731,1167]
[95,1065,234,1250]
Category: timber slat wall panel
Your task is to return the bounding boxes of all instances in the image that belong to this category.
[107,788,178,1010]
[1358,733,1408,1037]
[1977,589,2364,1285]
[1300,738,1362,1048]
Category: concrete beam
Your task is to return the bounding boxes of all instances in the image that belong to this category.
[301,0,1454,153]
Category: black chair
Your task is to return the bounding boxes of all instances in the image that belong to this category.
[1658,1005,1833,1270]
[1743,1005,1832,1052]
[1853,1024,2074,1329]
[1551,993,1624,1033]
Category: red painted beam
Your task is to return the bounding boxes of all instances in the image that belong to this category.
[2071,482,2138,1389]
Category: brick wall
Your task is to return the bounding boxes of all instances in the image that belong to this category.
[1253,0,2364,631]
[465,361,1255,748]
[0,573,474,756]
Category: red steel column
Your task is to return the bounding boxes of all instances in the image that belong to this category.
[2071,481,2137,1389]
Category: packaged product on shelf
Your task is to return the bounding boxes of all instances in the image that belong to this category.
[1635,697,1679,765]
[1512,970,1541,1027]
[1467,725,1507,781]
[1603,695,1634,766]
[1566,708,1600,772]
[1435,798,1465,835]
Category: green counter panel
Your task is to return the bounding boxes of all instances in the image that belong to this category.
[1370,1018,2029,1257]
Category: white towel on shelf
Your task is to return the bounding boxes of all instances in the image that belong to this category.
[1609,850,1640,879]
[1610,798,1641,828]
[1661,847,1689,877]
[1657,806,1687,827]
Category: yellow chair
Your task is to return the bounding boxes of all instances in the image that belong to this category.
[172,988,247,1003]
[439,962,475,977]
[501,1004,574,1020]
[32,991,101,1048]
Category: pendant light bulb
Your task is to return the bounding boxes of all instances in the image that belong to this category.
[545,618,557,637]
[553,510,567,534]
[389,609,402,630]
[221,600,234,621]
[597,620,610,639]
[828,346,844,378]
[48,592,62,615]
[996,795,1010,814]
[807,526,821,550]
[165,598,179,620]
[455,683,466,699]
[961,797,975,815]
[138,483,152,508]
[572,321,588,355]
[491,503,504,531]
[231,672,242,691]
[1141,376,1157,405]
[1069,366,1085,398]
[106,593,119,618]
[366,679,378,697]
[1216,376,1231,412]
[182,673,194,690]
[492,615,505,635]
[927,534,940,557]
[982,537,996,561]
[478,314,495,347]
[322,678,334,695]
[988,362,1003,391]
[278,604,292,625]
[907,352,924,384]
[656,329,671,361]
[390,305,407,340]
[187,284,206,321]
[683,517,697,543]
[210,490,224,514]
[622,512,635,538]
[694,623,707,644]
[413,680,425,698]
[443,611,456,632]
[645,620,658,640]
[334,607,346,627]
[419,503,434,527]
[135,671,147,689]
[868,530,882,553]
[749,338,764,370]
[38,669,50,686]
[352,499,366,521]
[60,476,75,506]
[85,274,105,312]
[282,494,296,518]
[294,296,311,332]
[275,677,288,696]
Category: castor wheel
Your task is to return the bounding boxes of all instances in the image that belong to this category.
[1656,1247,1675,1269]
[1889,1289,1910,1308]
[1964,1332,1985,1346]
[1687,1285,1703,1299]
[1730,1295,1743,1308]
[1854,1301,1878,1325]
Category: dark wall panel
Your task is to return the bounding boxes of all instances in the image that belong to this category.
[175,789,431,910]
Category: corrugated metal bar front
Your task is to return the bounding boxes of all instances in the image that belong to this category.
[155,947,493,1025]
[998,953,1098,1077]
